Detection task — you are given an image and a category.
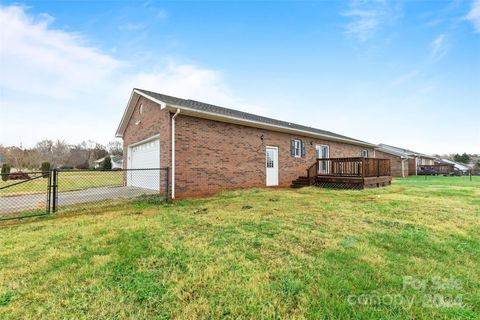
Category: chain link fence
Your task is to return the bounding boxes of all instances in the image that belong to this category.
[0,171,52,220]
[0,168,169,221]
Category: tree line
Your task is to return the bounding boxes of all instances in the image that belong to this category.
[452,153,472,164]
[0,140,123,170]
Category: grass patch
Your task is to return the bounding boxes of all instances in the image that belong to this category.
[130,194,169,207]
[0,171,123,196]
[0,176,479,319]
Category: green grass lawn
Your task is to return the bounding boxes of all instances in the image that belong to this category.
[0,176,479,319]
[0,171,123,196]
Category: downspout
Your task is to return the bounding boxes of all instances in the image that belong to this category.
[401,158,405,178]
[415,156,418,176]
[171,108,181,199]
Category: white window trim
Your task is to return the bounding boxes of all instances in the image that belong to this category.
[316,144,329,159]
[361,149,369,157]
[293,139,301,158]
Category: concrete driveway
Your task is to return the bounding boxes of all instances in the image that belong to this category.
[0,186,159,215]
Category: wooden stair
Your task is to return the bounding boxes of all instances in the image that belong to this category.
[290,176,310,188]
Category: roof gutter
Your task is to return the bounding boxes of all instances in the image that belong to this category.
[171,108,181,199]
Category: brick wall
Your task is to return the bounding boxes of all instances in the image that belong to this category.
[123,96,171,169]
[173,114,374,198]
[375,150,408,177]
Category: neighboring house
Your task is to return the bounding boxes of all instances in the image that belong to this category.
[375,144,436,176]
[94,155,123,169]
[374,146,410,177]
[116,88,381,198]
[438,159,472,175]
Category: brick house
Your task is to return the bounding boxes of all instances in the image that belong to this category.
[375,144,436,177]
[116,89,381,198]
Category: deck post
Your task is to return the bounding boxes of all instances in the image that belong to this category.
[362,158,365,178]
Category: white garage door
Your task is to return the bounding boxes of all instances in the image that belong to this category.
[128,138,160,191]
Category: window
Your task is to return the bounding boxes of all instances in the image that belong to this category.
[266,150,274,168]
[361,150,369,157]
[291,139,305,158]
[293,139,301,157]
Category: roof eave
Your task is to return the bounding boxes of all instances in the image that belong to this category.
[375,147,411,159]
[163,104,375,148]
[116,89,375,148]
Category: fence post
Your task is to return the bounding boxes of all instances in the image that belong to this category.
[362,159,366,178]
[46,170,52,214]
[52,169,58,212]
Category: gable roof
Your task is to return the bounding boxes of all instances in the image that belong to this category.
[439,159,472,171]
[375,145,411,159]
[116,88,375,148]
[376,143,436,160]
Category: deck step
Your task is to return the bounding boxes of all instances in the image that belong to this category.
[290,176,311,189]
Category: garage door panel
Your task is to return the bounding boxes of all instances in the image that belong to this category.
[128,138,160,191]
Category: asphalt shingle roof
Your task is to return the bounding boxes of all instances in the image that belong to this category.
[377,143,435,159]
[136,88,373,146]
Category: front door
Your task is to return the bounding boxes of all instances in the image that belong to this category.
[316,145,330,174]
[266,146,279,186]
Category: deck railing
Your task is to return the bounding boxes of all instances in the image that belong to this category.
[417,164,454,175]
[307,157,391,182]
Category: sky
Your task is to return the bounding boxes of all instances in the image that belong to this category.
[0,0,479,154]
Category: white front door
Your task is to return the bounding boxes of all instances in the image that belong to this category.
[316,145,330,174]
[266,146,279,186]
[128,138,160,191]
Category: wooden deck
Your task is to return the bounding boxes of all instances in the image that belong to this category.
[292,157,392,189]
[417,164,455,176]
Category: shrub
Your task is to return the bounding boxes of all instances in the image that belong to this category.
[1,164,11,181]
[40,162,51,177]
[102,156,112,170]
[9,172,31,180]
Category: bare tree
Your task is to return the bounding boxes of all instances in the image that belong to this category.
[35,139,54,164]
[107,140,123,156]
[51,140,70,167]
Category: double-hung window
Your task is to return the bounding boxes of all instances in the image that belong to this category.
[293,140,301,157]
[291,139,305,158]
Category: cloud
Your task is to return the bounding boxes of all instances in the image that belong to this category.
[341,0,401,41]
[0,5,121,99]
[430,34,448,59]
[0,5,257,147]
[466,0,480,32]
[119,23,146,31]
